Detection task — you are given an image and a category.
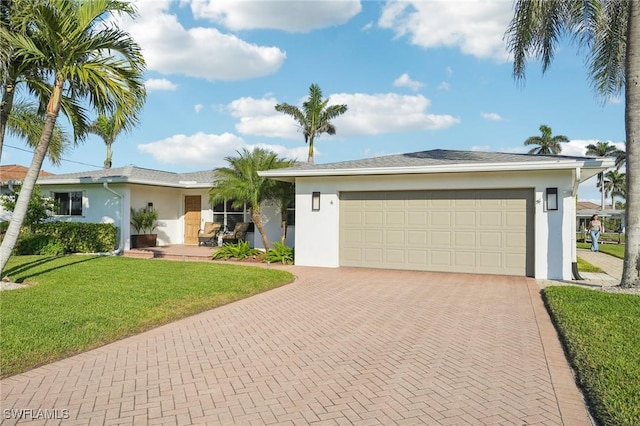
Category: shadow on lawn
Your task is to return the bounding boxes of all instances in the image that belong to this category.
[4,255,100,283]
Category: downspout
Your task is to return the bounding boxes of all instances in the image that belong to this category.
[571,168,583,280]
[102,181,124,255]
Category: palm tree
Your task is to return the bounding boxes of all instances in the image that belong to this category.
[209,148,293,250]
[506,0,639,288]
[614,147,626,170]
[88,112,127,169]
[275,83,348,164]
[586,141,619,209]
[7,100,69,164]
[524,124,569,155]
[0,0,146,275]
[603,169,626,210]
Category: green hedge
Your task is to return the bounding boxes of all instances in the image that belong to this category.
[16,222,117,254]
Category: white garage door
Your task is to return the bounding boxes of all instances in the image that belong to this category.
[339,189,534,276]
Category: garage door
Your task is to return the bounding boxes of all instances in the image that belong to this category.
[339,189,534,276]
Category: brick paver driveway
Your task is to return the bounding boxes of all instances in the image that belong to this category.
[1,267,591,425]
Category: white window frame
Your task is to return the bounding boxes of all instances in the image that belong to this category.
[52,191,84,216]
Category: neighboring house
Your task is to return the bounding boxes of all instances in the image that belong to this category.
[260,149,614,280]
[0,164,54,221]
[576,201,625,232]
[36,165,293,251]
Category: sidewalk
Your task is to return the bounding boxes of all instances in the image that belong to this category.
[538,248,623,289]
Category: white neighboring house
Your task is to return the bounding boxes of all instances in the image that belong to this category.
[259,149,614,281]
[35,166,294,251]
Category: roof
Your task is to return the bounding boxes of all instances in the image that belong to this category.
[1,164,54,182]
[577,201,602,210]
[37,165,215,188]
[259,149,615,182]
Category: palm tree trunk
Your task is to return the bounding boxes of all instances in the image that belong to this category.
[104,142,112,168]
[598,172,605,209]
[251,209,270,250]
[0,78,16,159]
[621,0,640,287]
[307,135,315,164]
[0,78,62,275]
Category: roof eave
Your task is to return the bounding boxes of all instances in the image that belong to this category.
[259,158,615,179]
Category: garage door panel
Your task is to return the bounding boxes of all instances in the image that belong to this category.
[340,189,533,276]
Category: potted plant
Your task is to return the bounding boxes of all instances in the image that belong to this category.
[130,207,159,248]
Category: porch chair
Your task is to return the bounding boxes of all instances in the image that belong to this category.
[198,222,222,246]
[222,222,250,245]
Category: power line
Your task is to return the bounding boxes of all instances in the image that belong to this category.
[3,143,103,169]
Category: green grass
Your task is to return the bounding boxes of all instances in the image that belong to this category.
[577,242,625,259]
[0,255,294,377]
[577,257,604,273]
[544,286,640,426]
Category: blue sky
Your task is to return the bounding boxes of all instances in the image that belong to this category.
[1,0,626,203]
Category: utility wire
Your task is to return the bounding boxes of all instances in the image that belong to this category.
[3,143,103,169]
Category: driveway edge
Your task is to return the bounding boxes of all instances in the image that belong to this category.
[527,279,593,425]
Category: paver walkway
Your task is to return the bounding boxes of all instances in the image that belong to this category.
[1,268,591,425]
[575,248,623,284]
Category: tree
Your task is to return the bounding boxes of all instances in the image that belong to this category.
[524,124,569,155]
[275,83,348,164]
[88,112,127,169]
[209,148,293,250]
[602,169,626,210]
[614,147,626,170]
[7,100,69,164]
[0,0,146,275]
[586,141,619,209]
[272,180,295,244]
[0,185,56,232]
[506,0,640,288]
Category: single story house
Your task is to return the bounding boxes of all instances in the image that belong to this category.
[35,165,294,251]
[259,149,613,280]
[576,201,625,232]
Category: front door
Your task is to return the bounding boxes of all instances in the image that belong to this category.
[184,195,201,245]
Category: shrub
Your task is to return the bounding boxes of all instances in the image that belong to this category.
[34,222,117,253]
[264,242,294,264]
[130,208,158,234]
[14,234,65,255]
[212,241,261,260]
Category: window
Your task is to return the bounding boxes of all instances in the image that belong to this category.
[286,199,295,226]
[212,200,249,231]
[53,191,83,216]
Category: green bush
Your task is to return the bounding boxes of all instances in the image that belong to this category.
[264,242,294,264]
[212,241,261,260]
[14,234,65,255]
[34,222,117,253]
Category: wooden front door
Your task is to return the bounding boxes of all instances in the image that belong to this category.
[184,196,201,244]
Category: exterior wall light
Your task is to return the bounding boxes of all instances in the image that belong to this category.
[546,188,558,211]
[312,192,321,211]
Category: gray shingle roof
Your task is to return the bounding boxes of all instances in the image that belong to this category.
[37,165,215,187]
[279,149,596,171]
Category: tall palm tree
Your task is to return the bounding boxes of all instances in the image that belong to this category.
[0,0,146,275]
[88,112,127,169]
[585,141,619,209]
[603,169,626,210]
[506,0,639,288]
[614,147,626,170]
[7,100,69,164]
[209,148,293,250]
[275,83,348,164]
[524,124,569,154]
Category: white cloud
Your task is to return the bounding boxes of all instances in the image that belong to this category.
[115,1,285,81]
[437,81,451,91]
[136,132,305,166]
[471,145,491,152]
[145,78,178,92]
[227,92,460,139]
[561,139,625,157]
[393,73,423,91]
[481,112,503,121]
[188,0,361,33]
[378,1,512,61]
[194,104,204,113]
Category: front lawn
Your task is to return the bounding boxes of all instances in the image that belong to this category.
[0,255,294,377]
[577,242,624,259]
[577,257,603,273]
[544,286,640,426]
